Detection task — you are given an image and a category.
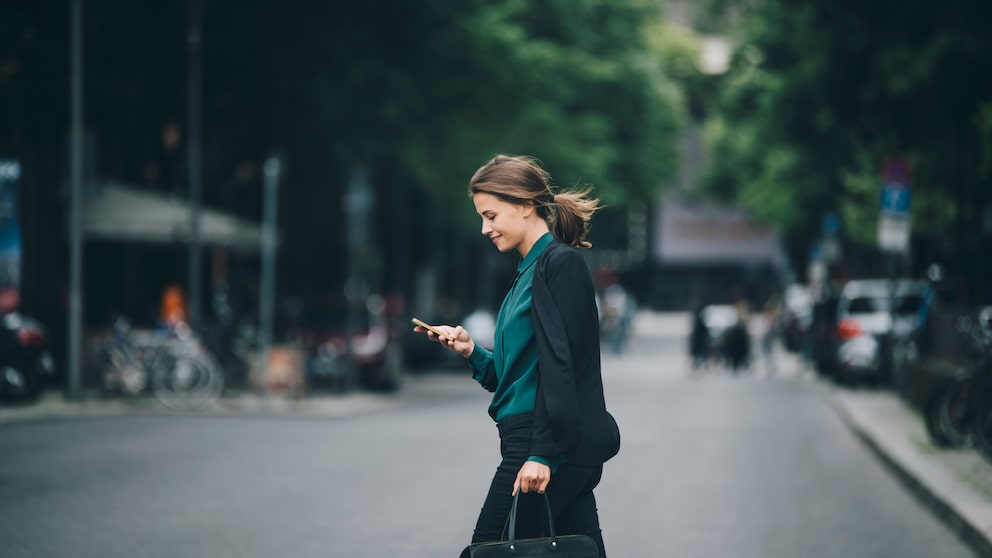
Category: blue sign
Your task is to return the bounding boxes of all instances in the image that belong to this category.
[0,159,21,294]
[881,184,911,216]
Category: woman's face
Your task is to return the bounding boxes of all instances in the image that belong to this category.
[473,192,530,254]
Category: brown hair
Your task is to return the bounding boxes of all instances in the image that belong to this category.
[468,154,601,248]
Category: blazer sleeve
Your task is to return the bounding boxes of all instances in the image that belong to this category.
[529,246,588,457]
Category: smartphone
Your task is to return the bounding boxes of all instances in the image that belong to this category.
[411,317,455,341]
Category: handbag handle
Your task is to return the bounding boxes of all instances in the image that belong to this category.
[506,492,557,545]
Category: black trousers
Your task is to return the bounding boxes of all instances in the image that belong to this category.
[464,412,607,557]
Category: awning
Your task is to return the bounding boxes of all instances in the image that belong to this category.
[83,182,264,252]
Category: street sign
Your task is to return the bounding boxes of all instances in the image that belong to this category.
[880,185,911,216]
[882,155,911,184]
[878,155,911,254]
[878,217,910,253]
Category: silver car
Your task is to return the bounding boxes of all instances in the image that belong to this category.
[834,279,927,382]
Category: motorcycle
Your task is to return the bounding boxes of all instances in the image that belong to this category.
[0,311,55,404]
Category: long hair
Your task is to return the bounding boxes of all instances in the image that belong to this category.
[467,154,601,248]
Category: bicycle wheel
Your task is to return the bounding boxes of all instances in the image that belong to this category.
[924,381,955,447]
[150,351,223,411]
[938,378,973,448]
[971,389,992,464]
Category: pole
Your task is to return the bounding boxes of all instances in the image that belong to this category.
[885,252,897,381]
[187,0,203,325]
[345,166,371,390]
[257,155,281,386]
[67,0,84,401]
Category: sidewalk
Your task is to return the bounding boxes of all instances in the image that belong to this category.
[828,385,992,557]
[0,389,408,424]
[0,370,477,425]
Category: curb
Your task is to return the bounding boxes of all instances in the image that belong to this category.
[827,388,992,558]
[0,390,407,426]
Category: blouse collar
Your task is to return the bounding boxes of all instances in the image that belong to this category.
[518,232,555,274]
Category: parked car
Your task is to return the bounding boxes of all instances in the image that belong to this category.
[0,310,55,404]
[830,279,928,383]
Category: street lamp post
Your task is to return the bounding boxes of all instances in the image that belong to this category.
[67,0,85,401]
[187,0,204,326]
[344,166,372,390]
[257,155,282,387]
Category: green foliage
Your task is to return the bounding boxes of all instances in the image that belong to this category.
[699,0,992,285]
[4,0,686,299]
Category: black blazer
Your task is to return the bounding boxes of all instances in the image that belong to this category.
[528,241,621,466]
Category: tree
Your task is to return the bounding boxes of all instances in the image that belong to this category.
[700,0,992,299]
[2,0,687,315]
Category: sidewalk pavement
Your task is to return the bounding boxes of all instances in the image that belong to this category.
[828,385,992,557]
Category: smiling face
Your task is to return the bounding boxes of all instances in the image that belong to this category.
[473,192,535,256]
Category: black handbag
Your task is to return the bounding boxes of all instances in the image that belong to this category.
[461,492,599,558]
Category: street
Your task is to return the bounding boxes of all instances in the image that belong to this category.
[0,322,979,557]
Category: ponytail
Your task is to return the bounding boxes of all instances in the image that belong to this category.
[548,187,601,249]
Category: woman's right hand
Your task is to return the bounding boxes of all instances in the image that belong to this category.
[415,324,475,358]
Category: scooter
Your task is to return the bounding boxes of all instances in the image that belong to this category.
[0,311,55,404]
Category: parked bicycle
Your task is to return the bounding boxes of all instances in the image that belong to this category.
[923,306,992,463]
[101,316,223,411]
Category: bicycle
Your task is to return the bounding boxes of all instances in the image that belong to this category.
[101,317,224,411]
[967,308,992,463]
[923,307,992,463]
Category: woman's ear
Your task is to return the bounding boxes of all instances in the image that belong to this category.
[520,202,536,218]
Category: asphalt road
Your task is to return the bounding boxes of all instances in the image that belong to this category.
[0,332,979,557]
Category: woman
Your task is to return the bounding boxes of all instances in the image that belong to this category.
[415,154,620,557]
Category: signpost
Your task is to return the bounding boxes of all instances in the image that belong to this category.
[878,155,911,379]
[878,155,911,254]
[257,154,282,387]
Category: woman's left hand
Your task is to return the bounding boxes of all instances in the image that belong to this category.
[512,461,551,495]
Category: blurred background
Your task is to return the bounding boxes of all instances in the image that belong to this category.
[1,0,991,402]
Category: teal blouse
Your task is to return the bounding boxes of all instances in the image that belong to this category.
[468,233,560,469]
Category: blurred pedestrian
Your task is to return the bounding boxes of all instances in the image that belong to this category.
[414,155,620,557]
[160,284,187,327]
[757,296,780,375]
[724,289,751,372]
[689,305,710,370]
[600,281,636,355]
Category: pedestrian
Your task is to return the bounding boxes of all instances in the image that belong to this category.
[689,304,710,370]
[414,154,621,557]
[160,283,187,327]
[757,296,780,375]
[600,281,636,355]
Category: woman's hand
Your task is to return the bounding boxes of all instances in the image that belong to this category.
[512,461,551,495]
[413,324,475,358]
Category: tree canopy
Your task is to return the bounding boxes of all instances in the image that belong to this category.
[2,0,688,308]
[699,0,992,299]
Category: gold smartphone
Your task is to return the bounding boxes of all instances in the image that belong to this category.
[411,317,455,341]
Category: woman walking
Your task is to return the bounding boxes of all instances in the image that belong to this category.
[415,154,620,557]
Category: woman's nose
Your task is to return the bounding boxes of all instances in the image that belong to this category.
[481,221,491,235]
